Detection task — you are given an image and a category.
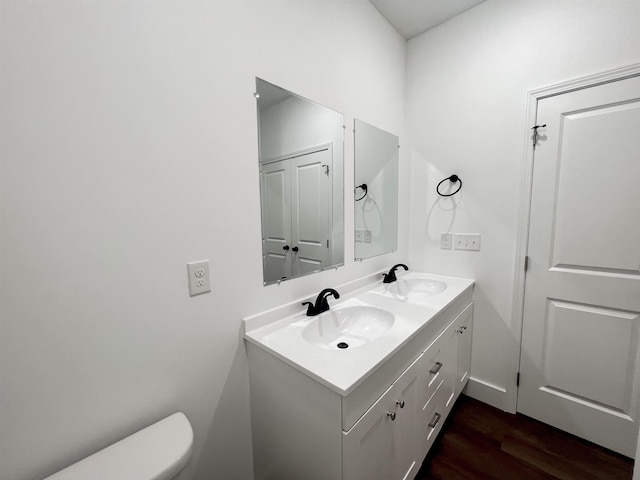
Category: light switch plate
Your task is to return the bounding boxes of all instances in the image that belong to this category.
[363,230,372,243]
[355,230,363,243]
[187,260,211,296]
[453,233,481,251]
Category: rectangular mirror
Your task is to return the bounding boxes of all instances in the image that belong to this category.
[256,78,344,285]
[354,119,399,260]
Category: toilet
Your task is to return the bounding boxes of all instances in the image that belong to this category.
[43,412,193,480]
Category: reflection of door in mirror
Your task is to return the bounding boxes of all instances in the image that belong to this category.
[354,119,399,260]
[261,146,332,284]
[256,78,344,285]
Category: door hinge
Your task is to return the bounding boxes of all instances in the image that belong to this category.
[524,255,529,272]
[516,372,520,387]
[327,239,329,248]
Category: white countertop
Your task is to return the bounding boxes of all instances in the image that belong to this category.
[243,272,474,396]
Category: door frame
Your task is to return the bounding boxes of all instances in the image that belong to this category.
[509,62,640,417]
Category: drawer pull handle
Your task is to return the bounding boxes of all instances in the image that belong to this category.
[396,400,405,408]
[429,362,443,375]
[387,411,396,421]
[428,412,442,429]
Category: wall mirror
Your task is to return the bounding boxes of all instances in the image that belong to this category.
[354,119,399,260]
[256,78,344,285]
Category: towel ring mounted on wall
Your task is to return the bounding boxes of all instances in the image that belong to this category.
[436,175,462,197]
[355,184,368,201]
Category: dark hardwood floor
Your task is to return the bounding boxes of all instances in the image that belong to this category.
[415,395,634,480]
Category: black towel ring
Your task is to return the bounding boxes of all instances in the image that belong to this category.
[436,175,462,197]
[355,183,368,201]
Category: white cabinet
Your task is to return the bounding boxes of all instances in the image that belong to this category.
[246,289,473,480]
[343,355,421,480]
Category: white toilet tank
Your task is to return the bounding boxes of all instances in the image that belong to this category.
[43,412,193,480]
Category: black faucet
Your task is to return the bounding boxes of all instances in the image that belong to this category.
[382,264,408,284]
[302,288,340,316]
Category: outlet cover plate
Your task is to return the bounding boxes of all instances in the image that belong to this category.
[187,260,211,296]
[441,233,452,250]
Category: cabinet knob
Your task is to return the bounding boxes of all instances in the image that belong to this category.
[292,246,299,252]
[462,325,468,330]
[396,400,405,408]
[282,245,290,251]
[387,411,396,421]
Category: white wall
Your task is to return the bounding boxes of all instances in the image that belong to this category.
[406,0,640,411]
[0,2,407,479]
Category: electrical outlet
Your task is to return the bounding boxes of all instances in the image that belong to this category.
[187,260,211,296]
[441,233,452,250]
[363,230,372,243]
[453,233,481,251]
[355,230,363,243]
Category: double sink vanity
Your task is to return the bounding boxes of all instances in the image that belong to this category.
[252,77,473,480]
[243,269,474,480]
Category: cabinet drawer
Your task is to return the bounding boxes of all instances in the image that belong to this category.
[421,381,448,451]
[420,344,444,409]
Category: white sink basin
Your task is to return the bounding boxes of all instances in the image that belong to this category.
[383,278,447,301]
[302,306,395,350]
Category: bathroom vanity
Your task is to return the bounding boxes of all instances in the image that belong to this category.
[243,272,474,480]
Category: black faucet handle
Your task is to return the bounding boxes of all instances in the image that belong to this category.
[301,301,315,316]
[382,271,397,284]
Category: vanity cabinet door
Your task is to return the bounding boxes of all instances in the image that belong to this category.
[456,304,473,395]
[343,383,395,480]
[343,358,421,480]
[392,358,421,480]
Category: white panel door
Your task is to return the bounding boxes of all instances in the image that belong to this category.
[290,148,331,276]
[518,75,640,457]
[261,160,292,283]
